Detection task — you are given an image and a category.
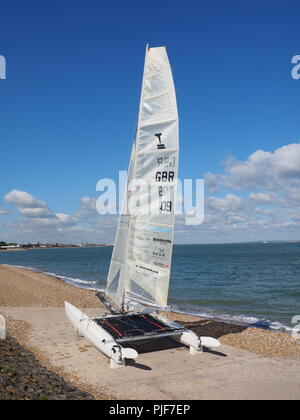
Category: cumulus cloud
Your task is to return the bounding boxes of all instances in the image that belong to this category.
[208,194,243,212]
[5,190,47,209]
[3,189,78,240]
[211,142,300,194]
[55,213,76,225]
[75,196,97,219]
[4,189,54,220]
[16,212,76,229]
[174,142,300,243]
[248,192,276,205]
[19,207,53,218]
[1,189,113,244]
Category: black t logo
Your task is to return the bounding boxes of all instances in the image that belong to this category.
[155,133,165,149]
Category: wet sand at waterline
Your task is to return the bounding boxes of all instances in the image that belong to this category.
[1,264,300,400]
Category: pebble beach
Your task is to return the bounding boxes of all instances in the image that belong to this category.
[0,264,300,400]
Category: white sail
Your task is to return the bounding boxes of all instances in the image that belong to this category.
[105,142,136,308]
[106,46,179,311]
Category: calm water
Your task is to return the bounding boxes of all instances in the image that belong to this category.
[0,243,299,330]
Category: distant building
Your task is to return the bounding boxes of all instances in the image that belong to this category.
[0,244,20,249]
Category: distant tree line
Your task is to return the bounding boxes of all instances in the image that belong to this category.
[0,241,17,246]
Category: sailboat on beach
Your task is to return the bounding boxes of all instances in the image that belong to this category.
[65,45,220,368]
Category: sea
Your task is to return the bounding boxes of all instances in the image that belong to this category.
[0,242,299,332]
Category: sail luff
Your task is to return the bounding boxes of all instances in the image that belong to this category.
[105,142,135,307]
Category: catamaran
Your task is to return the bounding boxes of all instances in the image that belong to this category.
[65,45,220,368]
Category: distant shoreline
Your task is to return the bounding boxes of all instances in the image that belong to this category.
[0,245,113,252]
[0,241,299,252]
[0,248,26,252]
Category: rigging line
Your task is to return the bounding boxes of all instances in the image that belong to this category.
[104,319,123,337]
[140,314,166,331]
[79,293,95,315]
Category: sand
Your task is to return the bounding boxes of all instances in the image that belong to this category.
[0,265,100,307]
[0,264,300,400]
[0,248,26,252]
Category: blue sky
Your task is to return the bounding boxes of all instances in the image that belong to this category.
[0,0,300,244]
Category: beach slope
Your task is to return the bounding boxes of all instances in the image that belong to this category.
[1,264,300,400]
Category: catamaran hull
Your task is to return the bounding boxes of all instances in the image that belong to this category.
[64,301,138,368]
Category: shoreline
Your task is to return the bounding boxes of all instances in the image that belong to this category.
[0,245,112,252]
[0,262,293,334]
[1,264,300,400]
[1,263,299,356]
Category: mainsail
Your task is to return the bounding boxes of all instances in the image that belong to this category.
[106,46,179,311]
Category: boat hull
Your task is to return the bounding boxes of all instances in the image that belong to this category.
[64,301,138,367]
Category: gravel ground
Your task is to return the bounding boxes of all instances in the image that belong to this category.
[0,335,94,400]
[0,264,100,308]
[1,315,113,400]
[166,313,300,358]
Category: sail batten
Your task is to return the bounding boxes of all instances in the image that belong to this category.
[140,118,177,129]
[106,46,178,312]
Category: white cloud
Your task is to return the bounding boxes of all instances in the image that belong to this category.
[81,196,97,210]
[19,207,53,218]
[175,142,300,243]
[4,189,54,219]
[55,213,75,225]
[206,143,300,194]
[0,206,9,215]
[17,213,77,229]
[204,172,218,193]
[248,192,275,204]
[3,189,78,240]
[5,190,47,208]
[2,189,114,244]
[208,194,243,212]
[75,196,97,220]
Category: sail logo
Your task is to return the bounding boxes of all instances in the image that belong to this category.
[0,55,6,80]
[155,133,166,149]
[291,55,300,80]
[153,237,172,244]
